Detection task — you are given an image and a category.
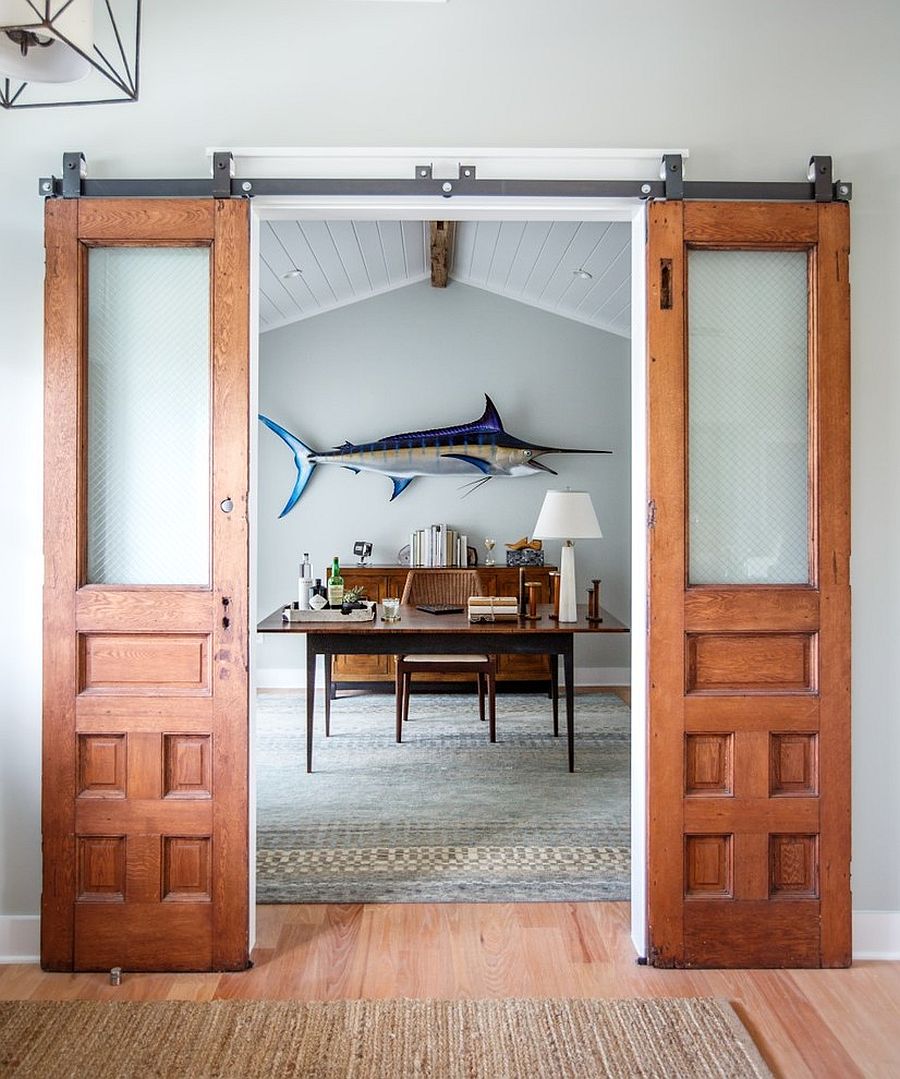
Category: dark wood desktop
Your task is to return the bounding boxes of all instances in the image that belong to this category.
[258,603,628,773]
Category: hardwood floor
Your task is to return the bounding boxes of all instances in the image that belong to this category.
[1,902,897,1077]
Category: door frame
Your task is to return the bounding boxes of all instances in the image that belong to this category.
[246,187,650,957]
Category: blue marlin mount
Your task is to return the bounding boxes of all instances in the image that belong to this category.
[259,394,610,517]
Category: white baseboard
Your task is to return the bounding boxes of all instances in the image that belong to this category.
[3,911,898,963]
[256,665,631,690]
[853,910,900,960]
[0,915,39,964]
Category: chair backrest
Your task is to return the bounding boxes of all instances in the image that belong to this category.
[400,569,488,606]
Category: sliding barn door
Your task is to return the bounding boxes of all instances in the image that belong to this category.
[42,199,250,971]
[647,202,851,968]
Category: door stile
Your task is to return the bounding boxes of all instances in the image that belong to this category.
[210,199,250,968]
[42,198,80,970]
[646,201,687,966]
[815,204,851,966]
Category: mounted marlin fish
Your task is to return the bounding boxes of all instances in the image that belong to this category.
[259,394,610,517]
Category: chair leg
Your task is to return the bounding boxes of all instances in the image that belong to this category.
[477,673,486,721]
[403,670,412,724]
[488,672,497,743]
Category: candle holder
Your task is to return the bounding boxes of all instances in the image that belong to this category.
[587,578,603,624]
[523,581,541,621]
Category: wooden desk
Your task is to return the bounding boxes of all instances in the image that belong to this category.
[257,604,629,774]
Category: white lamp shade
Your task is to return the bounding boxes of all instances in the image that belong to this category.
[0,0,93,83]
[533,490,603,540]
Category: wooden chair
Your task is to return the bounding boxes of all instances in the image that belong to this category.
[395,569,497,744]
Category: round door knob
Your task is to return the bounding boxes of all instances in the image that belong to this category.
[220,497,234,513]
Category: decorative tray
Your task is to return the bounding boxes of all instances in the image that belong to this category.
[282,601,376,623]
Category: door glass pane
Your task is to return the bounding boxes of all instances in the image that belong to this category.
[86,247,210,585]
[688,250,809,585]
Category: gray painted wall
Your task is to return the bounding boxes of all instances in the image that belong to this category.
[257,280,631,676]
[2,0,898,916]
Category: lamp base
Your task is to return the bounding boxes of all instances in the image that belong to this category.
[558,542,577,623]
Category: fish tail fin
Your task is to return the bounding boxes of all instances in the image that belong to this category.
[259,414,317,517]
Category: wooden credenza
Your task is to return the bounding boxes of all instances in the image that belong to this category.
[329,564,557,693]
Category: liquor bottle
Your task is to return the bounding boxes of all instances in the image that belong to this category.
[327,555,344,608]
[309,579,328,611]
[298,552,313,609]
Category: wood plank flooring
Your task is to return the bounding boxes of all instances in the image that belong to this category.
[1,902,898,1077]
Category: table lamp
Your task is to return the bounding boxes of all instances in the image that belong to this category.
[533,490,603,623]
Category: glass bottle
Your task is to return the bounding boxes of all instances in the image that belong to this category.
[309,578,328,611]
[298,551,313,609]
[327,555,344,609]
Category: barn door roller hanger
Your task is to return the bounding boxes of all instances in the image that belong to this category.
[39,152,852,203]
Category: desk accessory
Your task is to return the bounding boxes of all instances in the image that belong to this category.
[468,596,519,623]
[416,603,464,615]
[533,490,603,623]
[353,540,373,565]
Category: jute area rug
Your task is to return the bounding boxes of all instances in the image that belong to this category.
[256,692,630,904]
[0,998,771,1079]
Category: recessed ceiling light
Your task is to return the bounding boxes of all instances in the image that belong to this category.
[573,268,593,280]
[282,268,304,279]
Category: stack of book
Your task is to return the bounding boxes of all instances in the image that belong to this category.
[409,524,468,567]
[467,596,519,623]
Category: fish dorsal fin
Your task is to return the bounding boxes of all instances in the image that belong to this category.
[373,394,506,445]
[477,394,504,433]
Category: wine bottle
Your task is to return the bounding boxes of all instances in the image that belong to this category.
[327,556,344,608]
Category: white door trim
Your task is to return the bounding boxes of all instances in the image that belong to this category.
[246,149,651,959]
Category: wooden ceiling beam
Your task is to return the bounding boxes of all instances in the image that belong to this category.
[429,221,456,287]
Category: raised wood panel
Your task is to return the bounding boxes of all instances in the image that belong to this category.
[76,589,213,633]
[686,633,815,694]
[683,202,818,244]
[684,733,733,796]
[770,834,819,898]
[77,735,126,798]
[770,733,818,796]
[332,652,391,678]
[684,588,819,632]
[164,735,212,798]
[80,633,209,694]
[684,835,733,898]
[77,836,125,902]
[163,837,212,901]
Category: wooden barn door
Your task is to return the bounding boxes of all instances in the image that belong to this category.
[42,199,250,971]
[647,201,851,967]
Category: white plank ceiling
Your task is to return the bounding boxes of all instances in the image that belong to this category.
[259,220,631,338]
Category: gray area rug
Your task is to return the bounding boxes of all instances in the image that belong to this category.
[256,692,630,903]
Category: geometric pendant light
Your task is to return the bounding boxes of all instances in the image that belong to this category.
[0,0,141,109]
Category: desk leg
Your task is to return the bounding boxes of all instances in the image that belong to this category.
[306,647,316,774]
[564,644,574,773]
[324,654,332,737]
[550,656,559,737]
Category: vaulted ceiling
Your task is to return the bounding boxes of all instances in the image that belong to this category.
[259,220,631,338]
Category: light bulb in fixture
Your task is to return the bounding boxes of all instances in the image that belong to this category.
[282,268,303,279]
[573,268,592,281]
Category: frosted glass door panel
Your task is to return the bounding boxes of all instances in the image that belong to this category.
[688,250,809,585]
[86,247,211,585]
